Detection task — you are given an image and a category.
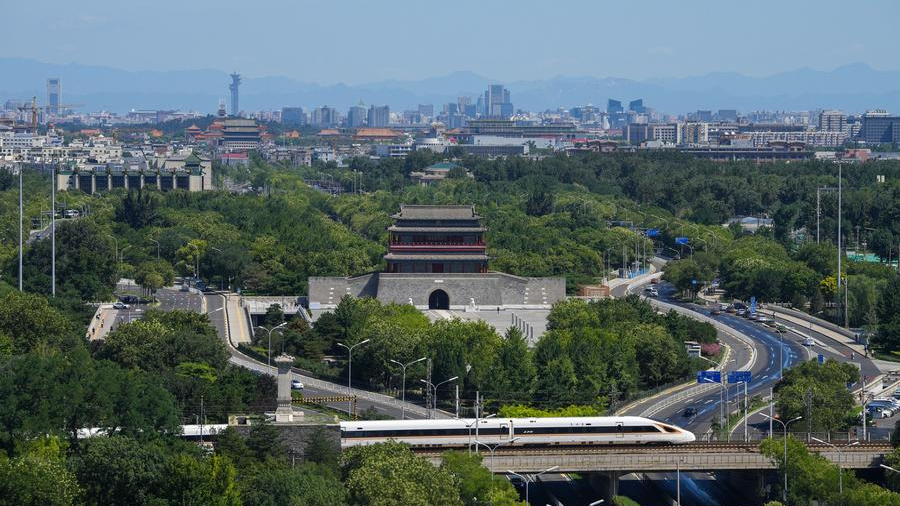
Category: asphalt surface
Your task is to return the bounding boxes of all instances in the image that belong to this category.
[204,293,425,420]
[611,274,885,506]
[107,283,202,330]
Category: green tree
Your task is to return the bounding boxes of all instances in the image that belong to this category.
[774,359,857,432]
[491,327,536,404]
[241,464,348,506]
[117,188,161,229]
[157,454,241,506]
[0,291,77,353]
[875,275,900,353]
[0,439,80,506]
[71,436,169,506]
[441,451,524,506]
[341,442,462,506]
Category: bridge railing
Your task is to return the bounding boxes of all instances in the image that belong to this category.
[700,430,893,443]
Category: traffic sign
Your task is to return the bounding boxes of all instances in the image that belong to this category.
[697,370,722,384]
[675,237,690,245]
[818,354,825,364]
[647,228,660,238]
[728,371,752,384]
[749,296,757,315]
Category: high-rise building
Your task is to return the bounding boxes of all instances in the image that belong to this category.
[607,99,623,114]
[310,106,339,127]
[629,99,645,114]
[229,73,241,117]
[484,85,513,118]
[858,111,900,144]
[818,110,847,132]
[717,109,738,122]
[46,78,61,115]
[368,105,390,127]
[347,103,368,128]
[681,122,710,144]
[418,104,434,118]
[282,107,307,125]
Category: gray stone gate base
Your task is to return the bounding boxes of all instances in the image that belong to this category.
[309,272,565,310]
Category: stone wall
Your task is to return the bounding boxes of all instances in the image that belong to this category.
[234,423,341,460]
[309,272,565,309]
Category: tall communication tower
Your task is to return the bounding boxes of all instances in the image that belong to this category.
[229,73,241,117]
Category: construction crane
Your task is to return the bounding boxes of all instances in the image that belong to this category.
[16,96,84,133]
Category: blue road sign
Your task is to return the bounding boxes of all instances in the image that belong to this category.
[691,279,697,285]
[728,371,752,384]
[675,237,690,245]
[647,228,660,238]
[818,354,825,364]
[750,296,757,315]
[697,370,722,384]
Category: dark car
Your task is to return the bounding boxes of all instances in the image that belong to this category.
[711,308,723,316]
[682,407,696,417]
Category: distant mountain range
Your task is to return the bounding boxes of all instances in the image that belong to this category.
[2,58,899,115]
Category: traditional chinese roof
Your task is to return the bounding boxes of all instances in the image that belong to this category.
[384,253,488,261]
[392,204,480,221]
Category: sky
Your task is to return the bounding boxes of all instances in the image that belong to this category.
[4,0,900,84]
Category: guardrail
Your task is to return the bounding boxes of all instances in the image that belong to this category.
[639,298,758,418]
[764,304,860,341]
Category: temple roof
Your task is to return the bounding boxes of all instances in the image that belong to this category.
[387,226,486,233]
[384,253,489,261]
[392,204,481,220]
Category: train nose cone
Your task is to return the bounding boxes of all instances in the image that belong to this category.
[684,430,697,443]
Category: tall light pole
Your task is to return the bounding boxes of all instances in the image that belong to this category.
[107,234,118,267]
[119,244,131,264]
[473,438,520,475]
[258,322,288,373]
[675,456,684,506]
[18,163,23,291]
[421,376,459,416]
[837,162,844,327]
[506,466,557,504]
[51,163,56,297]
[390,356,426,419]
[338,339,371,416]
[812,438,858,496]
[762,414,803,503]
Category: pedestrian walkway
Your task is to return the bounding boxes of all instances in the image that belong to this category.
[226,294,252,344]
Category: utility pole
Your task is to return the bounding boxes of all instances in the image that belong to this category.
[51,163,56,297]
[18,163,23,291]
[425,359,433,419]
[837,163,842,325]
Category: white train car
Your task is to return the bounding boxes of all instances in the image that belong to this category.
[340,416,695,448]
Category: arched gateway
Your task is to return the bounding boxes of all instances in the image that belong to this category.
[428,289,449,310]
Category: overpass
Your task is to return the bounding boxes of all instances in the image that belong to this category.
[416,441,892,473]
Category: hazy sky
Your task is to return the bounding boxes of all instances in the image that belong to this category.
[4,0,899,84]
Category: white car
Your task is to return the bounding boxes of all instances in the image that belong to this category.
[113,302,130,309]
[291,379,304,390]
[802,337,815,347]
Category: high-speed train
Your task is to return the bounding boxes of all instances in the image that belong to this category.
[339,416,695,448]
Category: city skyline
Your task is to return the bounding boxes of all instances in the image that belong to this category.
[2,0,899,84]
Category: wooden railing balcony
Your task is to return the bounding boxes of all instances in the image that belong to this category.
[389,241,486,249]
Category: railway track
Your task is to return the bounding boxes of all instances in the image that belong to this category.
[410,441,892,456]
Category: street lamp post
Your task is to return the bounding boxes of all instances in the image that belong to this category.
[467,413,496,451]
[421,376,459,417]
[389,357,426,419]
[338,339,371,415]
[149,238,160,260]
[258,322,288,374]
[811,437,858,497]
[761,414,803,503]
[506,466,558,505]
[473,438,520,475]
[676,457,683,506]
[119,245,131,264]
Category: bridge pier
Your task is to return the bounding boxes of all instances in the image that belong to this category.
[720,470,768,503]
[587,471,621,502]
